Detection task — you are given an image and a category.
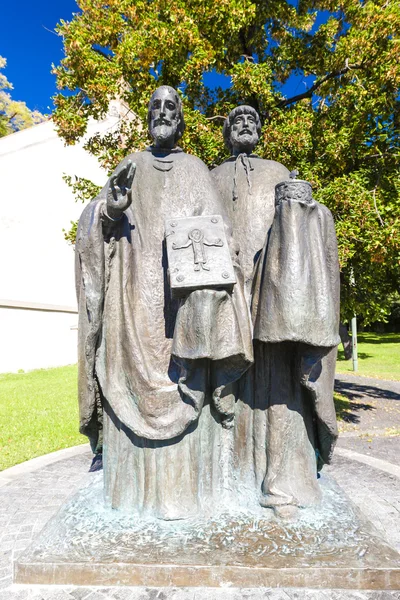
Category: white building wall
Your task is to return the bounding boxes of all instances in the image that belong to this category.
[0,113,120,373]
[0,309,78,373]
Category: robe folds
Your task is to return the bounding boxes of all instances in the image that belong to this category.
[252,200,340,492]
[212,157,340,508]
[76,147,253,518]
[211,155,290,298]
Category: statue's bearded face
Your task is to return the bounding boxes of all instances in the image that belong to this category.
[230,111,259,155]
[149,88,180,148]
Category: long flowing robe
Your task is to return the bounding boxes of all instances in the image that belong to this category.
[212,156,289,299]
[212,157,340,507]
[211,156,290,496]
[76,147,253,519]
[252,197,340,506]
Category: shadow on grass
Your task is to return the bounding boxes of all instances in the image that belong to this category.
[356,334,400,345]
[334,393,376,424]
[337,351,372,362]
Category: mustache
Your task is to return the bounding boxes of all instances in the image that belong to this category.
[152,118,173,127]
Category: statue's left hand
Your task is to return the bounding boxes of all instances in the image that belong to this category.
[106,160,136,220]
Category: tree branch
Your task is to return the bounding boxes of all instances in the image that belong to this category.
[365,152,398,159]
[206,115,226,121]
[91,46,113,62]
[276,61,364,109]
[239,29,253,62]
[371,171,384,227]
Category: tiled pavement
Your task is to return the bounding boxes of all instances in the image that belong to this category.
[1,373,400,599]
[0,449,399,599]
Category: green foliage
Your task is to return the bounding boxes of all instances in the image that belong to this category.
[0,56,46,137]
[63,174,102,204]
[387,293,400,331]
[62,175,102,244]
[53,0,400,324]
[63,219,79,245]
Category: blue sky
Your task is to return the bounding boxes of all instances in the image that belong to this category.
[1,0,78,114]
[1,1,327,115]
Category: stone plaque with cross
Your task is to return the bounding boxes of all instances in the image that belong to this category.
[165,215,236,293]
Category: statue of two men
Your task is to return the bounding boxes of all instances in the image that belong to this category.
[76,86,340,520]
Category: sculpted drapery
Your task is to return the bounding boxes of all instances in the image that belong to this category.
[76,87,253,520]
[76,92,340,520]
[212,106,340,513]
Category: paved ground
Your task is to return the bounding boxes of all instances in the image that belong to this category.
[335,373,400,464]
[0,374,399,599]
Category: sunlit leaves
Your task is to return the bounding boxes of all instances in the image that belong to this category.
[0,56,45,137]
[54,0,400,324]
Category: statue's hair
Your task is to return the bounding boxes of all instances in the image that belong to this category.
[147,85,185,143]
[223,105,261,153]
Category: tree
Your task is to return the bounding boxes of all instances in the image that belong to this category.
[53,0,400,324]
[0,56,45,137]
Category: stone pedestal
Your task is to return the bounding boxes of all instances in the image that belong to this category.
[14,473,400,589]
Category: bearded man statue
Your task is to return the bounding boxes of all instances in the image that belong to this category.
[75,86,253,520]
[212,106,340,516]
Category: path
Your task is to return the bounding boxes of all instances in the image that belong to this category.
[0,372,399,599]
[335,373,400,464]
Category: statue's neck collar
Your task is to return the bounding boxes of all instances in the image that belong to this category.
[147,146,183,157]
[231,153,255,207]
[148,146,183,172]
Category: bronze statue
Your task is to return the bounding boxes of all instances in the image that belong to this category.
[76,92,340,521]
[15,92,400,593]
[75,86,253,520]
[212,105,290,295]
[212,106,340,516]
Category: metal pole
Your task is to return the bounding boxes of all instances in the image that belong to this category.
[349,266,358,372]
[351,315,358,372]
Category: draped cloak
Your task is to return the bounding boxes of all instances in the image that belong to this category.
[251,196,340,506]
[212,156,340,507]
[211,156,290,494]
[76,147,253,518]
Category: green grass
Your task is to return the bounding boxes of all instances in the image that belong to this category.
[0,332,398,471]
[334,391,353,421]
[336,332,400,381]
[0,364,86,472]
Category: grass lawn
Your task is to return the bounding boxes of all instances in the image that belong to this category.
[0,364,85,472]
[336,332,400,381]
[1,332,398,471]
